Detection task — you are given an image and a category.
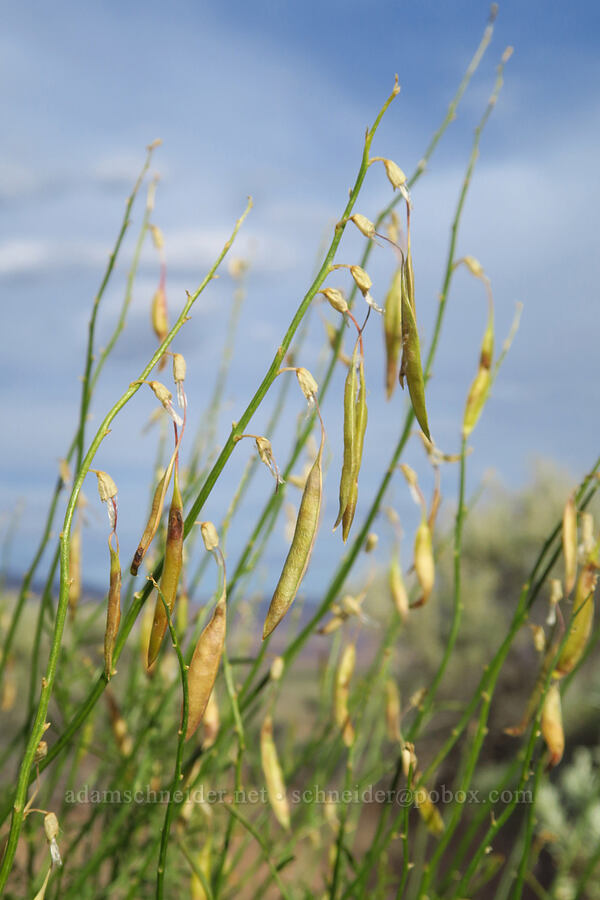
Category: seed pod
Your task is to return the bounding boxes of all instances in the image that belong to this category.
[91,469,118,504]
[295,367,319,405]
[462,256,485,279]
[462,296,494,438]
[340,353,368,542]
[349,265,372,295]
[554,551,598,678]
[349,214,376,240]
[399,260,431,440]
[541,682,564,769]
[581,512,595,557]
[365,532,378,553]
[402,742,417,778]
[151,283,169,371]
[562,493,577,596]
[385,679,402,742]
[145,380,183,427]
[186,597,226,740]
[412,516,434,608]
[104,533,122,680]
[147,471,184,668]
[260,714,291,830]
[389,555,409,622]
[547,578,563,626]
[200,521,219,553]
[371,156,408,193]
[320,287,348,314]
[33,740,48,764]
[334,348,358,532]
[254,436,284,487]
[172,352,186,407]
[131,455,176,575]
[270,656,285,681]
[414,782,444,836]
[44,812,62,868]
[334,643,355,747]
[150,224,165,251]
[384,267,403,399]
[263,420,324,639]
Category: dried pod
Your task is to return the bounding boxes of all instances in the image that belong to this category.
[145,380,183,427]
[389,555,409,622]
[334,643,355,747]
[104,532,122,680]
[383,267,403,399]
[254,436,284,487]
[147,471,184,667]
[412,517,435,608]
[349,265,372,295]
[131,459,175,576]
[385,679,402,743]
[563,493,578,596]
[186,597,226,740]
[43,812,62,868]
[295,367,319,405]
[151,283,169,371]
[399,258,431,440]
[401,742,417,778]
[371,156,408,192]
[348,214,376,240]
[541,682,564,769]
[91,469,118,504]
[260,714,291,830]
[263,420,324,639]
[172,352,186,407]
[270,656,285,681]
[320,287,348,315]
[200,521,220,553]
[462,256,485,278]
[334,348,358,533]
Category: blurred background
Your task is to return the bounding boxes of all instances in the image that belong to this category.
[1,0,599,592]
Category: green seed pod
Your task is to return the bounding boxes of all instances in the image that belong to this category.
[104,533,122,680]
[414,781,444,836]
[186,597,226,741]
[462,296,494,438]
[131,455,175,575]
[385,679,402,743]
[261,714,291,830]
[147,470,184,668]
[389,554,409,621]
[384,267,403,399]
[342,356,368,541]
[399,260,431,440]
[554,553,598,678]
[263,421,324,639]
[334,348,358,532]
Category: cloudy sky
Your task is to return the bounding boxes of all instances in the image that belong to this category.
[1,1,599,595]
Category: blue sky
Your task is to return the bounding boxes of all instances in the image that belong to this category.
[1,1,599,594]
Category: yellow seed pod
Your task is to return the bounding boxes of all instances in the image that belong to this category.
[149,224,165,251]
[462,368,491,439]
[131,453,176,575]
[384,267,403,400]
[389,555,409,622]
[172,352,186,384]
[372,157,407,190]
[147,472,184,667]
[43,812,59,843]
[414,782,444,836]
[320,287,348,314]
[581,512,595,557]
[151,284,169,344]
[349,214,376,239]
[104,533,122,680]
[260,714,291,830]
[401,742,417,778]
[562,493,577,596]
[186,598,226,740]
[334,643,355,747]
[147,380,173,407]
[385,679,402,743]
[413,517,434,608]
[295,367,319,403]
[365,532,378,553]
[90,469,118,503]
[547,577,563,626]
[33,740,48,765]
[349,265,372,295]
[462,256,485,279]
[200,521,220,553]
[270,656,285,681]
[541,682,564,769]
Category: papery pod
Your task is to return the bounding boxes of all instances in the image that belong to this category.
[131,458,175,575]
[186,598,226,740]
[541,682,564,768]
[562,494,578,596]
[399,261,431,440]
[260,714,291,830]
[334,643,355,747]
[104,533,122,680]
[263,421,324,639]
[383,267,403,399]
[147,471,184,668]
[554,549,598,678]
[412,516,435,608]
[342,356,368,542]
[389,555,409,621]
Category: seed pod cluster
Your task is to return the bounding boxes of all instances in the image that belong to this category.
[334,345,368,542]
[263,417,325,639]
